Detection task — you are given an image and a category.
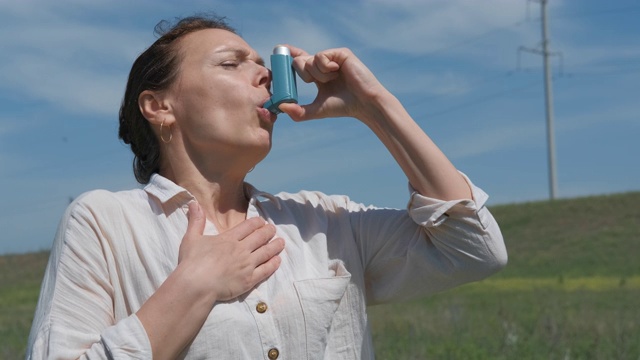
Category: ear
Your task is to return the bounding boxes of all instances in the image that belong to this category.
[139,90,175,126]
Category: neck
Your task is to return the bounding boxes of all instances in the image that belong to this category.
[162,160,253,233]
[189,177,250,232]
[158,130,268,232]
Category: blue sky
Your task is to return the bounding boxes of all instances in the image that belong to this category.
[1,0,638,254]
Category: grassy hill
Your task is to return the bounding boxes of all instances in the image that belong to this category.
[490,191,640,278]
[369,191,640,359]
[2,191,639,358]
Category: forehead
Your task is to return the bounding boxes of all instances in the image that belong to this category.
[177,28,262,63]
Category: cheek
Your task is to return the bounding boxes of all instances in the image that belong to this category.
[173,75,253,132]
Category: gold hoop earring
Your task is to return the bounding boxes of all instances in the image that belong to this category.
[160,120,172,144]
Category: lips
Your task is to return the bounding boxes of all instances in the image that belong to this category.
[257,104,277,124]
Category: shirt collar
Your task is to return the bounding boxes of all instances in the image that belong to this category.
[144,173,279,212]
[244,182,280,209]
[144,173,192,204]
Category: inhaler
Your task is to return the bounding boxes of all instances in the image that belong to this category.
[263,46,298,114]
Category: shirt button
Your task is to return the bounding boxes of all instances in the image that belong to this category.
[256,302,268,313]
[267,348,279,359]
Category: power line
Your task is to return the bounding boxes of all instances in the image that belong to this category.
[415,79,540,120]
[551,6,640,19]
[376,20,526,73]
[402,71,518,108]
[564,65,640,78]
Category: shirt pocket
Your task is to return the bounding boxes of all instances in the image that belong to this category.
[293,259,357,360]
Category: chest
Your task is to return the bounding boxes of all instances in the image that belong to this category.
[110,202,371,358]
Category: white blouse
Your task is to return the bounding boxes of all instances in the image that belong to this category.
[27,173,507,359]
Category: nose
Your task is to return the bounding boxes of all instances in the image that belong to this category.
[257,65,271,91]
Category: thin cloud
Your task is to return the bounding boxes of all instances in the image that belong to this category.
[441,97,640,162]
[0,121,16,137]
[333,0,532,55]
[0,2,152,117]
[271,121,359,153]
[248,16,338,57]
[0,54,126,116]
[380,70,472,97]
[444,120,544,160]
[250,131,390,190]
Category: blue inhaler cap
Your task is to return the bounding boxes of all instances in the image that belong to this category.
[263,46,298,114]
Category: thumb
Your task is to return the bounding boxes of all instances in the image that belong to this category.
[185,201,206,239]
[279,102,323,122]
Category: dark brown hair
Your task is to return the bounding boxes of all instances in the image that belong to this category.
[118,14,236,184]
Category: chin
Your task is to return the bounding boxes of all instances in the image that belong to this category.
[250,136,272,158]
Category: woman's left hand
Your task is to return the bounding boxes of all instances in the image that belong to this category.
[278,45,389,124]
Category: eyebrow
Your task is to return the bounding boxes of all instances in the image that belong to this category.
[215,48,265,67]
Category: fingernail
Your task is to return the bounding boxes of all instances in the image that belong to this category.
[189,201,201,214]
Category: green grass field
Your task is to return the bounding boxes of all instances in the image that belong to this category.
[2,191,639,358]
[369,279,640,359]
[0,250,49,359]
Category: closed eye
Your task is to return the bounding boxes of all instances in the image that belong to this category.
[214,48,264,69]
[221,61,239,68]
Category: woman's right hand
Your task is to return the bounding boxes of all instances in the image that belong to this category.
[137,201,284,359]
[178,201,285,302]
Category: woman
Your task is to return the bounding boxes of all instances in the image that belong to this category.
[27,15,507,359]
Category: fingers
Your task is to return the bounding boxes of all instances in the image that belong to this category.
[222,217,280,252]
[252,237,285,265]
[179,202,208,263]
[278,103,314,122]
[286,45,343,84]
[178,206,285,300]
[278,46,358,122]
[226,216,272,241]
[282,44,312,81]
[302,54,340,84]
[241,221,279,254]
[294,52,341,84]
[228,217,284,267]
[282,44,309,58]
[184,201,206,239]
[252,255,282,284]
[229,219,285,288]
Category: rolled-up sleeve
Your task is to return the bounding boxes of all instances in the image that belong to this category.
[352,173,507,305]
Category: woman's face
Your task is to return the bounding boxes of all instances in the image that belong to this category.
[166,28,276,163]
